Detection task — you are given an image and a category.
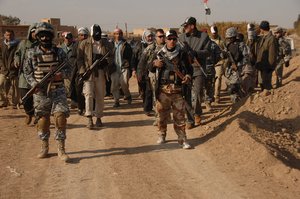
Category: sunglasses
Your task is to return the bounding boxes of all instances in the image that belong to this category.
[167,37,177,41]
[157,35,165,38]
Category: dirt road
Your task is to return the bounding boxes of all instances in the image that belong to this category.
[1,65,300,199]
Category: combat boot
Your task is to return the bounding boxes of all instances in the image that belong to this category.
[87,116,93,129]
[205,102,212,112]
[24,114,33,125]
[95,118,103,127]
[156,132,166,144]
[178,137,192,149]
[37,140,49,158]
[194,115,201,126]
[214,96,220,104]
[57,140,69,162]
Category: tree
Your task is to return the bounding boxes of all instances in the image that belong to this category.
[0,14,21,25]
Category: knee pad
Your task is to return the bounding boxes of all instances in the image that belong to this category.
[54,112,67,131]
[37,116,50,133]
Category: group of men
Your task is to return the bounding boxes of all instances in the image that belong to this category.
[0,16,292,161]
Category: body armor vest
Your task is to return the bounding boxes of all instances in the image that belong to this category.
[160,56,182,85]
[34,53,62,86]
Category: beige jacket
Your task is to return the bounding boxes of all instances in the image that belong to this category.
[77,37,113,75]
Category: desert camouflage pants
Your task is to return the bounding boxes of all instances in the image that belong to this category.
[156,91,187,140]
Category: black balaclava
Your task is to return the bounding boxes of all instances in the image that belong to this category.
[37,31,53,49]
[91,24,102,41]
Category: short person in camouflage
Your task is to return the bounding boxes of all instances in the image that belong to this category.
[224,27,249,103]
[149,30,192,149]
[23,22,71,162]
[273,27,292,88]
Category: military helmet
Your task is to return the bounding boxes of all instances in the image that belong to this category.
[35,22,54,37]
[225,27,237,38]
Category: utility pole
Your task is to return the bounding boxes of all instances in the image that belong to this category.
[125,22,128,38]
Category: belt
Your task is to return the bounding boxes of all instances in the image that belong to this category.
[50,84,64,90]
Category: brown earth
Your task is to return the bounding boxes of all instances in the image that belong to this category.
[0,37,300,199]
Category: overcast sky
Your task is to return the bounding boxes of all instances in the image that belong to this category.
[0,0,299,32]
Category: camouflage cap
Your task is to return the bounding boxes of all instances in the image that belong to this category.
[225,27,237,38]
[35,22,54,37]
[273,26,283,33]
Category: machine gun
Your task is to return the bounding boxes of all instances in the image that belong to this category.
[78,51,110,83]
[20,60,71,105]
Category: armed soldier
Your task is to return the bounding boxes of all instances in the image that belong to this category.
[224,27,249,103]
[77,24,113,129]
[23,22,71,162]
[273,27,292,88]
[14,23,38,125]
[149,30,192,149]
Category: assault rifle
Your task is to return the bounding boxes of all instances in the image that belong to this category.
[178,41,207,78]
[157,51,194,118]
[20,60,71,105]
[223,44,238,71]
[78,51,110,84]
[157,51,189,84]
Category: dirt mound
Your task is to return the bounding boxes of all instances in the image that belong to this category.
[193,54,300,197]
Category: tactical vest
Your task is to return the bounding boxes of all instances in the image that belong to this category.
[160,56,182,86]
[34,53,62,86]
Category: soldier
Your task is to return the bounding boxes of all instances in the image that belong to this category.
[224,27,249,103]
[210,25,225,104]
[179,17,212,127]
[110,28,133,107]
[14,23,38,125]
[255,21,278,96]
[77,24,113,129]
[23,22,71,162]
[0,29,19,108]
[273,27,292,88]
[149,30,192,149]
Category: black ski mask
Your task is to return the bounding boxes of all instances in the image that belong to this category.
[91,24,102,41]
[37,31,53,49]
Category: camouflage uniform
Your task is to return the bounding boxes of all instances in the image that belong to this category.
[23,22,70,161]
[149,40,192,149]
[275,32,292,88]
[224,28,249,103]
